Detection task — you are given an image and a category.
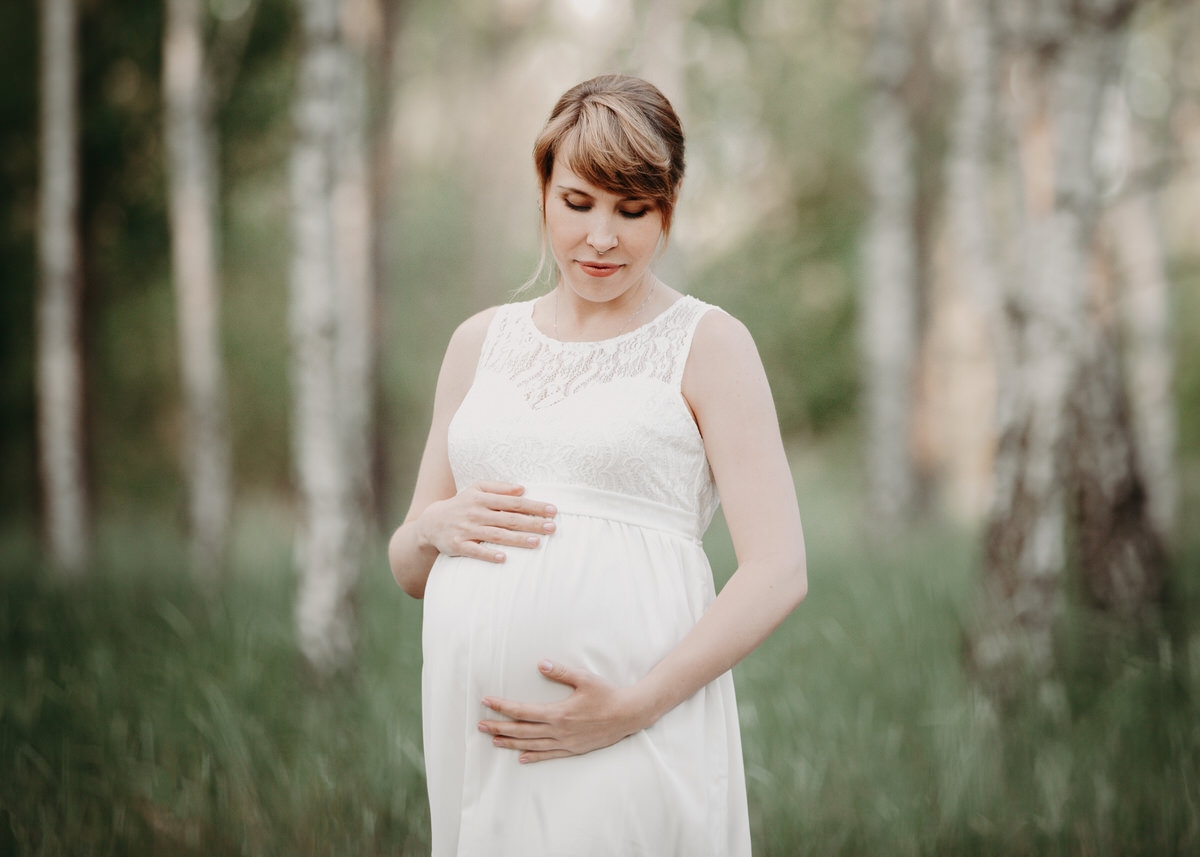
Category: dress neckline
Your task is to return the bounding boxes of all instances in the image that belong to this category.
[523,293,693,347]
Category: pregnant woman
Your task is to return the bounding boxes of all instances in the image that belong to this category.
[388,74,807,857]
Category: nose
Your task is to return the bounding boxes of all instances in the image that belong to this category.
[586,214,618,255]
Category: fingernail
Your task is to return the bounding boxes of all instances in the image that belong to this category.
[519,756,530,764]
[477,722,488,733]
[493,737,503,747]
[526,535,540,546]
[539,659,553,672]
[482,698,494,709]
[494,552,505,562]
[542,521,556,533]
[544,505,557,515]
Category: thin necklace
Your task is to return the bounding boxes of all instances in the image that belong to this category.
[553,278,657,341]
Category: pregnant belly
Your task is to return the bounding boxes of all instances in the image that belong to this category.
[421,513,707,707]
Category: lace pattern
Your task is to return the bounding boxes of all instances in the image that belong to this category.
[447,295,722,531]
[478,297,704,409]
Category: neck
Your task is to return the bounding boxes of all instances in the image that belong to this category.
[553,276,657,341]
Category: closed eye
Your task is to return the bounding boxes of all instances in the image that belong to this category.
[564,200,651,219]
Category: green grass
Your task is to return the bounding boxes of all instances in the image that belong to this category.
[2,455,1199,856]
[0,504,428,856]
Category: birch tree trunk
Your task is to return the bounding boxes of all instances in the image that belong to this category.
[37,0,89,577]
[933,0,1006,524]
[164,0,232,580]
[945,0,1009,410]
[1065,323,1166,611]
[291,0,361,677]
[966,0,1166,690]
[970,34,1079,684]
[862,0,920,525]
[1111,195,1175,542]
[1051,12,1164,615]
[1102,97,1177,543]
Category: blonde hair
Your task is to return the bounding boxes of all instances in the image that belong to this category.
[523,75,686,290]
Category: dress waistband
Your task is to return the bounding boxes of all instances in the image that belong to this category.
[523,483,702,544]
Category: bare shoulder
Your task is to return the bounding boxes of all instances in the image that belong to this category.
[685,306,766,387]
[433,305,503,407]
[447,305,501,354]
[441,305,501,369]
[682,305,774,427]
[693,306,757,357]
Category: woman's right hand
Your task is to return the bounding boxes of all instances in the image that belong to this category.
[416,481,557,563]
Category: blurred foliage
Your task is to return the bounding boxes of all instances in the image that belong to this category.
[0,504,428,855]
[2,441,1198,855]
[2,1,1198,850]
[1176,259,1200,454]
[0,0,38,525]
[218,0,297,498]
[2,0,1198,528]
[77,0,174,514]
[685,0,867,433]
[693,223,862,433]
[3,2,1198,852]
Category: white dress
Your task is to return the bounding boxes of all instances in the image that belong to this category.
[421,295,751,857]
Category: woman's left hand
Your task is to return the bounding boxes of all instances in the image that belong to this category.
[477,660,649,764]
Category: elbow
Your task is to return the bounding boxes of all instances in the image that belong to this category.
[391,562,427,600]
[399,577,426,600]
[388,528,428,600]
[784,554,808,611]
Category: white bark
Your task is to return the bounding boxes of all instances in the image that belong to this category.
[862,0,920,524]
[937,0,1006,523]
[967,0,1166,687]
[974,16,1115,680]
[1056,21,1163,612]
[945,0,1009,382]
[973,45,1078,678]
[1102,97,1176,542]
[164,0,232,579]
[291,0,361,676]
[37,0,88,577]
[920,237,995,523]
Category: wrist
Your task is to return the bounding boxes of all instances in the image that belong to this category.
[622,679,667,733]
[412,504,439,553]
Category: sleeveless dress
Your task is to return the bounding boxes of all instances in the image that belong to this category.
[421,295,751,857]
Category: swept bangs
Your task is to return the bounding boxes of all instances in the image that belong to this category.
[533,75,685,234]
[552,98,675,205]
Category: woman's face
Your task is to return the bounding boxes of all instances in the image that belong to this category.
[543,161,665,304]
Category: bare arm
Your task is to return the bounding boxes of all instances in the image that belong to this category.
[388,308,558,598]
[480,310,807,760]
[632,309,807,717]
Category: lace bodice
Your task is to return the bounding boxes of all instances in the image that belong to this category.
[446,295,721,535]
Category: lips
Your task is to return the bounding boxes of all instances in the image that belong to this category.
[577,261,621,277]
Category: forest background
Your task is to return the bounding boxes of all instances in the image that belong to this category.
[3,0,1200,854]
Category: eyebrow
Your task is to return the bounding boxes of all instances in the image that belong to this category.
[555,184,648,203]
